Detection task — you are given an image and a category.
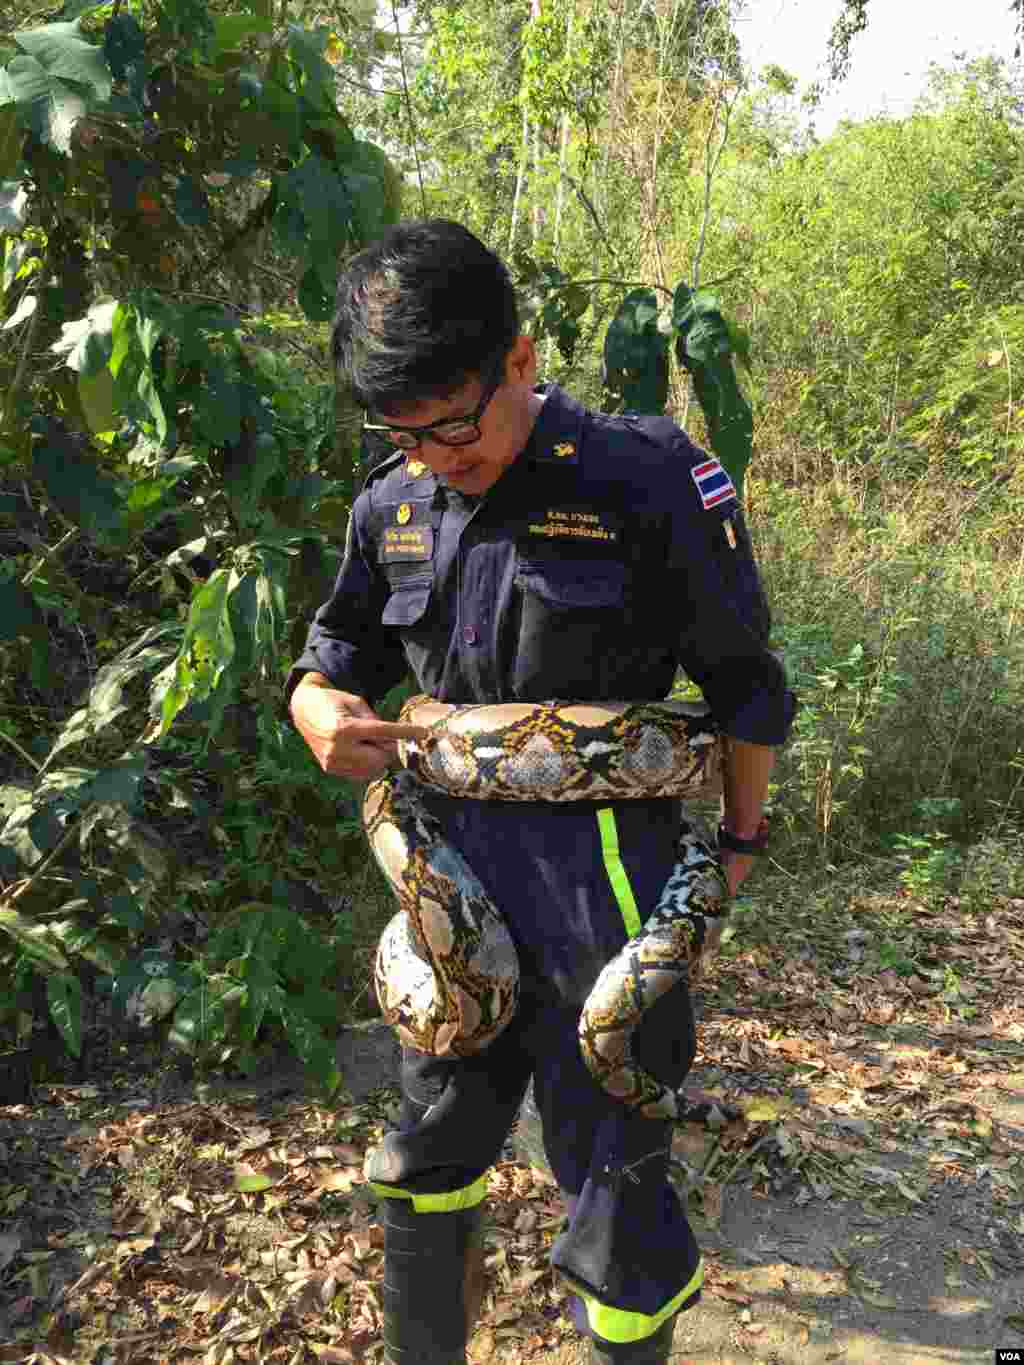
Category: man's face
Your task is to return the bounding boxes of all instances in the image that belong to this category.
[372,335,539,496]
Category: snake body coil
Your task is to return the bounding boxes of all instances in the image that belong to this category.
[364,697,729,1122]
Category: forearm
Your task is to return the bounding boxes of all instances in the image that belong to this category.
[720,736,774,837]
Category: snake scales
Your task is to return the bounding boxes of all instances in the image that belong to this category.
[363,697,731,1123]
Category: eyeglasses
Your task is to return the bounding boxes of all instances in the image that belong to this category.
[363,370,503,451]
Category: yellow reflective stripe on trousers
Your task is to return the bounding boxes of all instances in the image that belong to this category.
[368,1172,488,1214]
[596,807,643,939]
[579,1257,704,1344]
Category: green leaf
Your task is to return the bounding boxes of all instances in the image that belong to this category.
[79,365,117,434]
[0,907,69,971]
[46,972,83,1056]
[672,282,753,497]
[603,288,669,415]
[3,23,109,154]
[108,300,134,376]
[234,1170,274,1192]
[167,974,245,1052]
[14,20,113,98]
[158,568,237,736]
[279,999,341,1096]
[286,24,334,112]
[49,624,178,760]
[135,308,166,441]
[32,420,124,542]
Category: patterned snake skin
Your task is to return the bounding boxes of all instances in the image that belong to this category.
[364,697,732,1122]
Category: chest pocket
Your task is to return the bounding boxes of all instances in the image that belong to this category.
[512,557,627,700]
[382,575,432,628]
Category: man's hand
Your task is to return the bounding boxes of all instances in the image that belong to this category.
[290,674,428,781]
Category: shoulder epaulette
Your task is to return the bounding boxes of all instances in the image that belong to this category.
[530,438,580,466]
[359,449,406,493]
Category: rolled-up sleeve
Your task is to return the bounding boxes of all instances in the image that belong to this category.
[668,473,796,746]
[284,493,409,709]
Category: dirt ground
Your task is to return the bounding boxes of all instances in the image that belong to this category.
[3,887,1024,1365]
[336,1018,1024,1365]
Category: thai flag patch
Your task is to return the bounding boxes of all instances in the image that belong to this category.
[690,458,736,510]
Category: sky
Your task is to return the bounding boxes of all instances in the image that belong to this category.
[736,0,1019,135]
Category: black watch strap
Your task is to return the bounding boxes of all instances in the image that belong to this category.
[717,820,769,855]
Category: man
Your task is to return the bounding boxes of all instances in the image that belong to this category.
[287,219,795,1365]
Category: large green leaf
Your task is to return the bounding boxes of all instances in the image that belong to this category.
[158,568,237,736]
[167,974,246,1052]
[602,288,669,415]
[79,366,117,434]
[14,20,112,97]
[135,308,167,441]
[673,282,753,497]
[47,972,83,1056]
[0,54,87,154]
[286,24,334,112]
[2,21,111,153]
[344,140,401,229]
[32,419,124,542]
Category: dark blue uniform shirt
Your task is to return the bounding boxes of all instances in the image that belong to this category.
[287,385,795,746]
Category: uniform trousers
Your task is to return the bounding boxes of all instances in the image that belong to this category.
[369,793,706,1346]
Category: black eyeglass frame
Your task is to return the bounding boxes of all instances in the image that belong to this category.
[362,368,504,451]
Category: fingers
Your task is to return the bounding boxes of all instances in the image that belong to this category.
[353,719,431,743]
[289,686,432,781]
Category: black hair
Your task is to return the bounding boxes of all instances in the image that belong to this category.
[331,219,519,415]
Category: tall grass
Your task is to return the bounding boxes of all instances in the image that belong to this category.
[750,459,1024,877]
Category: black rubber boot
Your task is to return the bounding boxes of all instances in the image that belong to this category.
[589,1314,676,1364]
[381,1196,487,1365]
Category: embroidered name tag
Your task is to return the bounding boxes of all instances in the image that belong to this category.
[526,506,621,545]
[380,526,434,561]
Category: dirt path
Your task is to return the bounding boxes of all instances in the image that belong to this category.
[338,1019,1024,1365]
[3,882,1024,1363]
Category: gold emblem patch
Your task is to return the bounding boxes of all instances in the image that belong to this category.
[406,459,427,479]
[396,503,412,525]
[553,442,575,459]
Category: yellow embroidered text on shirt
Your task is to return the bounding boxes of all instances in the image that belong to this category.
[527,507,618,543]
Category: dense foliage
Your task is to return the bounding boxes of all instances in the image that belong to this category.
[0,0,752,1088]
[0,0,1021,1093]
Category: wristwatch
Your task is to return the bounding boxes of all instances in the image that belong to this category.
[716,818,769,855]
